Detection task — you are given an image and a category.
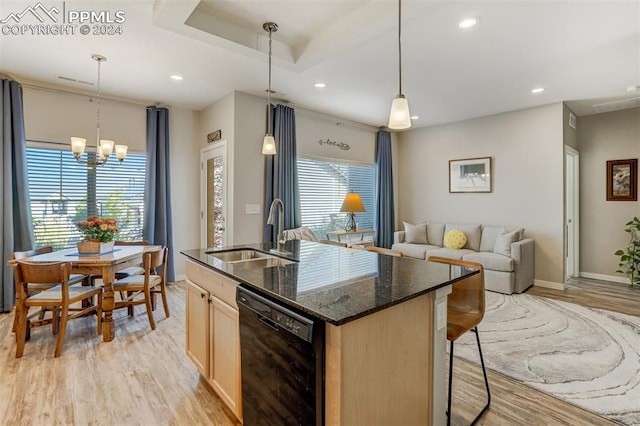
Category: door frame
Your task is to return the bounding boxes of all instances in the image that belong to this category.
[201,140,234,248]
[565,145,580,281]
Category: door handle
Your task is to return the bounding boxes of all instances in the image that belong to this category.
[258,315,279,331]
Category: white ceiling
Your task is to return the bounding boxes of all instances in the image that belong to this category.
[0,0,639,128]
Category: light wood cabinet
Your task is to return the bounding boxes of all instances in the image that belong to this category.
[185,260,242,421]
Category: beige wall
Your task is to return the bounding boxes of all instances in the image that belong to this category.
[23,87,146,150]
[199,91,381,245]
[578,107,640,280]
[397,103,565,284]
[169,107,201,279]
[21,85,200,279]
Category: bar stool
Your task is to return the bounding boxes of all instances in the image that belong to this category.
[427,256,491,425]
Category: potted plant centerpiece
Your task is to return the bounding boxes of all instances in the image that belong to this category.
[615,216,640,289]
[75,216,119,254]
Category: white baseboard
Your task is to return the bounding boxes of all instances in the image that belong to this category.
[579,272,629,285]
[534,279,565,290]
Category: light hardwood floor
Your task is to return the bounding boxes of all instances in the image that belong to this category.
[0,278,636,425]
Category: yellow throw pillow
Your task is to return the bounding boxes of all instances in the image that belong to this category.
[444,230,467,249]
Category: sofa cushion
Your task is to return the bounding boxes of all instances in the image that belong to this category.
[479,225,506,252]
[493,230,520,256]
[463,252,514,272]
[444,224,481,251]
[392,243,438,259]
[403,221,427,244]
[427,247,475,260]
[444,230,467,249]
[427,223,445,246]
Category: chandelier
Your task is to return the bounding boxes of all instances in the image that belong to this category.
[71,54,128,166]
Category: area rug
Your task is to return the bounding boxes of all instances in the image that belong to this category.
[454,292,640,425]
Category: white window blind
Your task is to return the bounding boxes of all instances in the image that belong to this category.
[297,156,376,239]
[26,143,146,249]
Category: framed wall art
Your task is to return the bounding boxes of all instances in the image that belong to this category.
[606,159,637,201]
[449,157,492,193]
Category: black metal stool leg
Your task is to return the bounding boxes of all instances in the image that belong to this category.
[470,327,491,425]
[447,339,454,426]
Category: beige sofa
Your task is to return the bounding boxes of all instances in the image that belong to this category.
[392,222,534,294]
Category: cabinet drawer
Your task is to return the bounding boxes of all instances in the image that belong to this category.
[185,260,239,308]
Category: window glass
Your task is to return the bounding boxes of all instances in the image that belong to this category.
[26,143,146,249]
[297,156,376,238]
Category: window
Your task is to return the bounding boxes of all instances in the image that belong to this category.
[297,156,376,239]
[26,143,146,249]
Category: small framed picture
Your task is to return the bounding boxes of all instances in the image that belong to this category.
[449,157,492,193]
[607,159,637,201]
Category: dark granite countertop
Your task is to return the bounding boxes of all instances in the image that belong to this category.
[181,240,475,326]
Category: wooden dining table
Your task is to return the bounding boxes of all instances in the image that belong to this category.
[23,245,160,342]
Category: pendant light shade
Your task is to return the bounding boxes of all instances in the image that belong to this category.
[388,0,412,130]
[389,95,411,129]
[262,135,276,155]
[262,22,278,155]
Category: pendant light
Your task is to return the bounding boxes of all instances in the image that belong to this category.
[388,0,412,130]
[262,22,278,155]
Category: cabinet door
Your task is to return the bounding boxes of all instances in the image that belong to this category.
[210,295,242,418]
[185,280,209,376]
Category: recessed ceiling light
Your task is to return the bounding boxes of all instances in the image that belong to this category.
[458,17,478,29]
[531,87,545,94]
[410,115,419,120]
[314,82,326,88]
[170,75,183,81]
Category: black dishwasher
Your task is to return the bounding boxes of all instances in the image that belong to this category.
[236,285,324,426]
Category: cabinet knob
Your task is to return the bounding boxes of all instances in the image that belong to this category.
[200,293,205,298]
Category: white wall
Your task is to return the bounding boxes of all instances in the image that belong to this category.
[578,107,640,280]
[22,85,200,280]
[397,103,565,284]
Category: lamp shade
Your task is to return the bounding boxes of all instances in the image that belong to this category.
[340,193,366,213]
[388,95,412,129]
[262,135,276,155]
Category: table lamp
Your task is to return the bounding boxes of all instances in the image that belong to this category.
[340,193,365,231]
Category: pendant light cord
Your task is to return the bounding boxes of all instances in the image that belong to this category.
[96,57,101,143]
[267,27,272,136]
[398,0,402,96]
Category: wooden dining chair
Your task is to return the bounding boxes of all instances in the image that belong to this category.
[112,246,169,330]
[366,246,405,257]
[13,260,103,358]
[426,256,491,425]
[10,246,90,333]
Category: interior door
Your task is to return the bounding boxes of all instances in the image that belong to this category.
[201,141,230,248]
[565,146,580,281]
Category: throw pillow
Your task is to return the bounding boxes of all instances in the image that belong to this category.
[444,230,467,249]
[403,221,428,244]
[493,230,520,256]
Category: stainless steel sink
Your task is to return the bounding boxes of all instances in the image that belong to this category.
[207,249,269,262]
[206,249,296,266]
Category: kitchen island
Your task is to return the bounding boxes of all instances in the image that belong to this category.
[181,240,477,425]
